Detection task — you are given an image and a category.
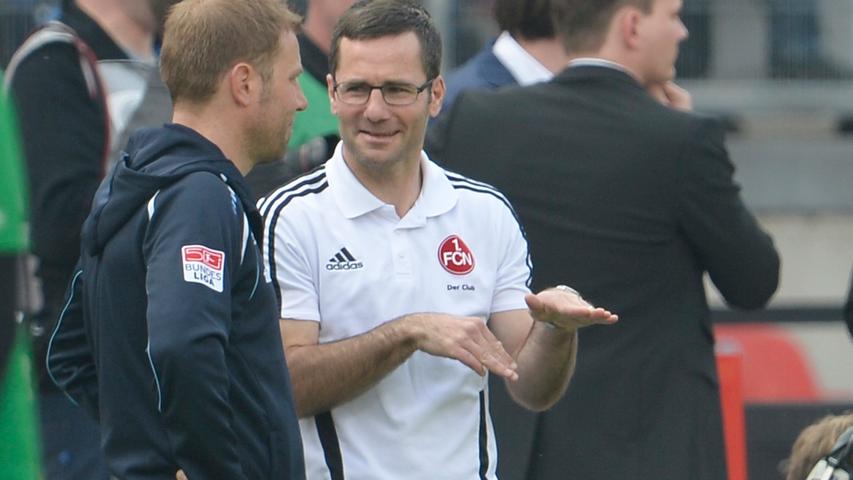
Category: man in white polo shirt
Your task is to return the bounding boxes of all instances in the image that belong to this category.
[259,1,617,478]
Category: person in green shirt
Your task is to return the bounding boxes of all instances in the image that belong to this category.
[245,0,355,200]
[0,78,41,480]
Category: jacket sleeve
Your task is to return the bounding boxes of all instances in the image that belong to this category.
[677,118,780,309]
[142,172,247,479]
[45,264,100,417]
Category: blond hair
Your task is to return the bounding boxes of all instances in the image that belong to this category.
[160,0,301,105]
[786,413,853,480]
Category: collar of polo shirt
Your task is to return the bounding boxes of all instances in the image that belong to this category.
[327,142,459,225]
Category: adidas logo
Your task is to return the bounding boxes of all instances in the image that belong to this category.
[325,247,364,271]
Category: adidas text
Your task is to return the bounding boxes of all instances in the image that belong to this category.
[326,261,363,271]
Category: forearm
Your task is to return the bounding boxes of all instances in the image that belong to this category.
[506,322,577,412]
[286,317,419,417]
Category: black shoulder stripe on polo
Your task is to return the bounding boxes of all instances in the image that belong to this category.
[316,411,345,480]
[265,179,328,307]
[444,171,499,192]
[258,167,327,216]
[448,182,511,210]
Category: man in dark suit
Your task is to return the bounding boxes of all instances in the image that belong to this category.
[427,0,781,478]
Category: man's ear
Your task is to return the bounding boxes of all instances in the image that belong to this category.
[618,7,644,51]
[228,63,256,107]
[327,73,338,114]
[429,75,445,118]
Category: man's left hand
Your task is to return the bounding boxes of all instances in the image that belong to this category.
[525,287,618,332]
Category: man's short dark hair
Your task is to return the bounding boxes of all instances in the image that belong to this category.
[329,0,442,81]
[494,0,555,40]
[551,0,653,53]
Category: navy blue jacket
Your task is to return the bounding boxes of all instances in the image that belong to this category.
[442,43,516,114]
[46,124,305,479]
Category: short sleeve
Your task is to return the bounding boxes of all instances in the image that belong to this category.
[490,198,531,314]
[264,204,322,321]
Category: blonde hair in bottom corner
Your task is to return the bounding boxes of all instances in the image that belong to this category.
[787,413,853,480]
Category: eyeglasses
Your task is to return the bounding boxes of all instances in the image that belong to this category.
[333,79,434,106]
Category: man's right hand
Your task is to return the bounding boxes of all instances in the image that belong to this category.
[647,81,693,112]
[403,313,519,381]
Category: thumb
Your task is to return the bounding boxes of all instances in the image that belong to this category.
[524,293,543,311]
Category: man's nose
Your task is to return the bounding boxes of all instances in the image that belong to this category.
[363,88,391,120]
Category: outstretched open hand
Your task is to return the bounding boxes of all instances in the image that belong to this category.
[525,287,618,332]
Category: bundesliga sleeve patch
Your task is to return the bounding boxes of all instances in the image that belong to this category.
[182,245,225,292]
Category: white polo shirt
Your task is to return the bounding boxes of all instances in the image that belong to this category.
[259,144,532,480]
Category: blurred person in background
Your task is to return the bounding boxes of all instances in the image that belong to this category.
[428,0,780,477]
[45,0,307,477]
[0,76,40,480]
[441,0,569,113]
[5,0,176,477]
[245,0,356,200]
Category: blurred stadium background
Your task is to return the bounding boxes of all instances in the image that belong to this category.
[3,1,852,478]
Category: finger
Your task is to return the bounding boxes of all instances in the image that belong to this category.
[541,300,597,320]
[524,292,542,311]
[463,330,517,380]
[662,81,692,111]
[471,322,517,369]
[479,351,518,381]
[454,347,487,377]
[646,83,667,103]
[478,341,518,378]
[595,311,619,324]
[585,308,619,324]
[176,470,188,480]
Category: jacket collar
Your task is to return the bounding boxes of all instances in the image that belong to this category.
[555,62,645,92]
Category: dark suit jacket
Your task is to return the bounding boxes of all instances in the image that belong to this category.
[441,44,516,115]
[427,65,780,480]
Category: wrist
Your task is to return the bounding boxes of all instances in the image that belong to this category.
[537,318,578,337]
[553,284,581,297]
[388,314,422,349]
